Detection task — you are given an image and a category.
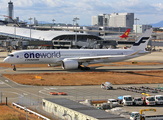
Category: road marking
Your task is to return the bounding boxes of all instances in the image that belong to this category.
[39,89,52,96]
[0,82,4,84]
[0,91,24,100]
[5,80,9,82]
[0,80,44,99]
[23,93,28,95]
[49,87,58,90]
[44,88,49,90]
[64,87,75,89]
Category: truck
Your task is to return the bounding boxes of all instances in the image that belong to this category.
[117,95,133,106]
[155,95,163,105]
[130,109,163,120]
[142,93,156,105]
[143,96,156,105]
[101,82,113,90]
[133,97,144,106]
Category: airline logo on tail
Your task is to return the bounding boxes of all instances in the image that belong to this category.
[120,29,131,39]
[133,37,150,46]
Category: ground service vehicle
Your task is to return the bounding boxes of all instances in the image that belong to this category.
[155,95,163,105]
[130,109,163,120]
[101,82,113,90]
[107,99,118,108]
[133,97,144,105]
[142,93,156,105]
[117,95,133,106]
[143,96,156,105]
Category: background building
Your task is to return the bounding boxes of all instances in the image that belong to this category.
[92,14,110,26]
[133,24,152,33]
[92,13,134,29]
[109,13,134,28]
[92,15,103,26]
[7,0,14,22]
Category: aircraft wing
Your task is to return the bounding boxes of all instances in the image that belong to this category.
[57,50,140,62]
[76,55,127,62]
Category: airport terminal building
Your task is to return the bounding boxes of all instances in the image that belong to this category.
[0,26,104,49]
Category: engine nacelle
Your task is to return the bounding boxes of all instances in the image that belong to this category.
[62,60,79,70]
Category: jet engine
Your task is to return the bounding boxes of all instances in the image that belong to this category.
[62,59,79,70]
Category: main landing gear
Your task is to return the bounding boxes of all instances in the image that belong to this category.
[12,64,16,71]
[78,66,90,70]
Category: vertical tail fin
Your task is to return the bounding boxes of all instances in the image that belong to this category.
[130,28,153,51]
[120,29,131,39]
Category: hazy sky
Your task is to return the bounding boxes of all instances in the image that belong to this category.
[0,0,163,25]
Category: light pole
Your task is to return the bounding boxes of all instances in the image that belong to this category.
[72,19,75,41]
[103,16,106,40]
[73,17,79,46]
[24,107,28,120]
[73,19,75,31]
[52,19,55,30]
[28,17,32,41]
[134,18,139,40]
[14,24,16,40]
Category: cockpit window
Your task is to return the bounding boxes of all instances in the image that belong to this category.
[8,54,14,57]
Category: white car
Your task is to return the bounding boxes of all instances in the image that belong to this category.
[101,82,113,90]
[107,99,118,108]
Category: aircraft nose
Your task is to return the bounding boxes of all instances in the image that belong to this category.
[3,57,9,63]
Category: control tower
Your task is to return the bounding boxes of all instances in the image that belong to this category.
[7,0,14,22]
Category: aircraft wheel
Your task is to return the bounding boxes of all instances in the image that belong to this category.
[78,66,82,69]
[81,67,90,70]
[80,67,84,70]
[86,67,90,70]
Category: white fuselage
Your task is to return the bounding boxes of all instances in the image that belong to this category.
[3,49,147,65]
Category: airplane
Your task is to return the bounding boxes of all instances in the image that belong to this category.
[101,29,131,40]
[3,28,153,71]
[119,29,131,39]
